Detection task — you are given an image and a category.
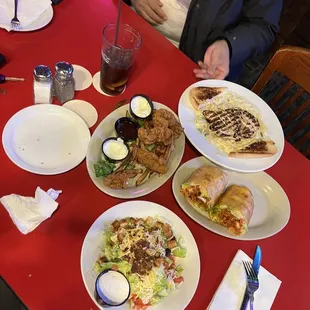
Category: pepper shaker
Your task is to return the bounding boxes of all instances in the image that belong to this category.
[53,61,75,104]
[33,65,53,104]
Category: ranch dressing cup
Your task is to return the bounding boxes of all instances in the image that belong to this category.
[95,270,130,307]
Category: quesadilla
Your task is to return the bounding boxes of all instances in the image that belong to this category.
[181,165,228,217]
[189,86,226,110]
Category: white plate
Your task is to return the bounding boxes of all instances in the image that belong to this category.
[80,201,200,310]
[16,5,53,32]
[172,156,290,240]
[178,80,284,173]
[2,104,90,175]
[86,102,185,199]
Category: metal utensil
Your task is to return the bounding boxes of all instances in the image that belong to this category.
[11,0,20,30]
[114,0,122,45]
[240,261,259,310]
[240,246,262,310]
[252,246,262,275]
[113,99,129,110]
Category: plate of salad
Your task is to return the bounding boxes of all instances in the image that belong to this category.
[80,201,200,310]
[86,98,185,199]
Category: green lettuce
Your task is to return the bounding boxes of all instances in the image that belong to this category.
[94,160,115,178]
[172,247,187,258]
[95,260,131,276]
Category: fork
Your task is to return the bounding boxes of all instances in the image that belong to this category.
[11,0,20,30]
[240,261,259,310]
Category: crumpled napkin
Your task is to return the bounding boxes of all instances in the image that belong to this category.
[0,187,62,234]
[207,250,282,310]
[0,0,51,31]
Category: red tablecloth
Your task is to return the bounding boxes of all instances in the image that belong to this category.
[0,1,309,309]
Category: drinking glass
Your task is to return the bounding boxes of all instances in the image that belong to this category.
[100,24,142,96]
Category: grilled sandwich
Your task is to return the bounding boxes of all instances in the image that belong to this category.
[189,86,226,110]
[229,140,277,158]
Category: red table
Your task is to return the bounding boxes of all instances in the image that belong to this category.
[0,1,309,309]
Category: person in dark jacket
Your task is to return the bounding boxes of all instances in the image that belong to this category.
[127,0,282,81]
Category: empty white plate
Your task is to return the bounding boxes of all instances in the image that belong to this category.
[172,156,290,240]
[16,5,53,32]
[81,201,200,310]
[2,104,90,175]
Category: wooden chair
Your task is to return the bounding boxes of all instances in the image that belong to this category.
[252,46,310,158]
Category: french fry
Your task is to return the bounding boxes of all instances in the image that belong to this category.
[136,168,151,186]
[163,143,174,163]
[115,155,132,172]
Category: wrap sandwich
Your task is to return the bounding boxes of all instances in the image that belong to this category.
[181,165,228,217]
[209,185,254,235]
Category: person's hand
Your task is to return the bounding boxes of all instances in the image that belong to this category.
[132,0,167,25]
[194,40,230,80]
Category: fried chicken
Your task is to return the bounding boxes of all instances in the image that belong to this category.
[154,144,167,157]
[104,169,143,189]
[152,109,183,138]
[138,126,174,146]
[136,148,168,174]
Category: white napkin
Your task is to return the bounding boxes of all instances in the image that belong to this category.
[0,187,62,234]
[0,0,51,31]
[207,250,281,310]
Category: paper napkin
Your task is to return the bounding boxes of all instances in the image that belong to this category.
[0,0,51,31]
[0,187,62,234]
[207,250,282,310]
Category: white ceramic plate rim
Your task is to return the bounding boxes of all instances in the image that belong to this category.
[2,104,90,175]
[80,201,201,310]
[178,80,285,173]
[86,102,185,199]
[172,156,291,241]
[15,5,53,32]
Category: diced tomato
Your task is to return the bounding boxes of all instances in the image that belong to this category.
[111,264,118,271]
[173,276,184,284]
[131,295,150,310]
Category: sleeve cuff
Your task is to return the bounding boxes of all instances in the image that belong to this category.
[214,36,233,59]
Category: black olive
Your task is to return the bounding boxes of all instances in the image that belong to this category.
[165,248,171,257]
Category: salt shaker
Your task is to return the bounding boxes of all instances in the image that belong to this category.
[33,65,53,104]
[53,61,75,104]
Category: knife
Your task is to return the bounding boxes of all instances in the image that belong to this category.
[239,246,262,310]
[252,245,262,275]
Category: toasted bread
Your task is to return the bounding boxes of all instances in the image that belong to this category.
[189,87,226,110]
[229,140,277,158]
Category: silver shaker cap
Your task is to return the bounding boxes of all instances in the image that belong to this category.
[33,65,52,82]
[55,61,74,78]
